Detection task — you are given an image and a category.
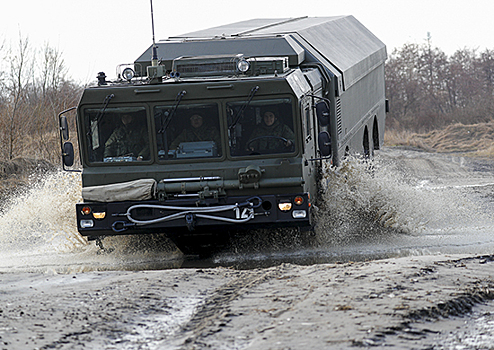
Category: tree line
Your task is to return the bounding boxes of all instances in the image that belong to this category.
[0,34,82,163]
[385,36,494,133]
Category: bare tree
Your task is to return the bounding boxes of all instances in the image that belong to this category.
[2,33,34,160]
[0,34,82,162]
[386,41,494,133]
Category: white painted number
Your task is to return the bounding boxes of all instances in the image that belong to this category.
[234,207,253,219]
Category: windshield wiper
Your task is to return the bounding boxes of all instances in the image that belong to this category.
[158,90,186,133]
[87,93,114,136]
[228,86,259,132]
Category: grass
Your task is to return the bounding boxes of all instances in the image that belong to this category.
[384,122,494,157]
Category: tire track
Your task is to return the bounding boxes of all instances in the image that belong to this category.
[178,267,282,349]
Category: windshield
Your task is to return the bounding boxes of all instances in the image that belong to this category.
[154,103,221,160]
[227,98,295,156]
[81,98,296,165]
[83,107,150,163]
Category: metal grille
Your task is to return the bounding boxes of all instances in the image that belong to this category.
[177,61,236,75]
[336,97,342,135]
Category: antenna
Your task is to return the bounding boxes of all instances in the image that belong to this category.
[147,0,165,81]
[150,0,158,67]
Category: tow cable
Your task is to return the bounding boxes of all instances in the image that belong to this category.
[111,197,261,233]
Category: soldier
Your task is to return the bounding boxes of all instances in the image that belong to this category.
[247,110,294,153]
[169,114,221,151]
[104,114,149,160]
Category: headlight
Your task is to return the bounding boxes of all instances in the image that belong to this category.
[122,67,135,81]
[237,59,250,73]
[80,219,94,228]
[292,210,307,219]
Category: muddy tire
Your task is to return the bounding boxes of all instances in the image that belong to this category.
[169,232,231,257]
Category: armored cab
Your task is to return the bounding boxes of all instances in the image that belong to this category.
[60,16,387,253]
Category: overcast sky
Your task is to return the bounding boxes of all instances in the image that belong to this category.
[2,0,493,83]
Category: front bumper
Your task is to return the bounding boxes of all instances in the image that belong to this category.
[76,193,311,238]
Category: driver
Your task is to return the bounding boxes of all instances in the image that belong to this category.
[247,110,294,152]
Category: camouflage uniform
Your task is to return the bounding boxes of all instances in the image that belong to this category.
[247,120,294,153]
[169,126,221,151]
[104,124,149,159]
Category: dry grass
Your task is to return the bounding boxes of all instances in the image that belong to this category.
[0,158,56,203]
[384,122,494,157]
[16,132,61,164]
[383,129,416,147]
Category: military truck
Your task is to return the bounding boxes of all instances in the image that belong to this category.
[59,16,387,253]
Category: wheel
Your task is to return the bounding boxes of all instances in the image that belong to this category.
[169,232,231,257]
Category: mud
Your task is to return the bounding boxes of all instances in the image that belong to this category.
[2,147,494,349]
[1,254,494,349]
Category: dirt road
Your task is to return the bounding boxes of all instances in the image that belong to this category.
[1,254,493,349]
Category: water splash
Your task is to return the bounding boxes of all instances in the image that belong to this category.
[2,149,493,272]
[313,153,490,246]
[0,170,85,255]
[0,170,182,273]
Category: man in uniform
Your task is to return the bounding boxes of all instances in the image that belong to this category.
[247,110,294,153]
[169,114,221,153]
[104,114,149,161]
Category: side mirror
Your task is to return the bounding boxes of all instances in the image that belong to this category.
[60,115,69,141]
[315,101,330,127]
[318,131,331,157]
[63,142,75,167]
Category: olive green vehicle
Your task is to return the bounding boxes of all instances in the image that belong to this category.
[59,16,387,253]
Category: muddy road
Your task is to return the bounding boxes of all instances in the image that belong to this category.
[1,147,494,349]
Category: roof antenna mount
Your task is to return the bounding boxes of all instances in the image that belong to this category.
[150,0,158,67]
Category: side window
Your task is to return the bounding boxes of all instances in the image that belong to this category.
[154,103,221,160]
[84,107,150,163]
[227,98,295,156]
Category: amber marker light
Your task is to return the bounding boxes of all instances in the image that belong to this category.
[294,196,304,205]
[92,212,106,219]
[81,206,91,215]
[278,201,292,212]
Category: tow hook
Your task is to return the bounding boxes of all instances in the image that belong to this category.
[112,221,135,233]
[95,237,115,254]
[185,213,196,231]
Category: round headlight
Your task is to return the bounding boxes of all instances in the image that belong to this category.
[122,67,135,81]
[237,59,250,73]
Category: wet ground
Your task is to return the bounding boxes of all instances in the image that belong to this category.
[1,147,494,349]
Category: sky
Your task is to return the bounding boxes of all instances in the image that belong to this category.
[2,0,494,83]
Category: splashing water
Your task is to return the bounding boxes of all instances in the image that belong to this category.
[313,153,493,247]
[0,170,86,257]
[2,149,494,272]
[0,170,181,273]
